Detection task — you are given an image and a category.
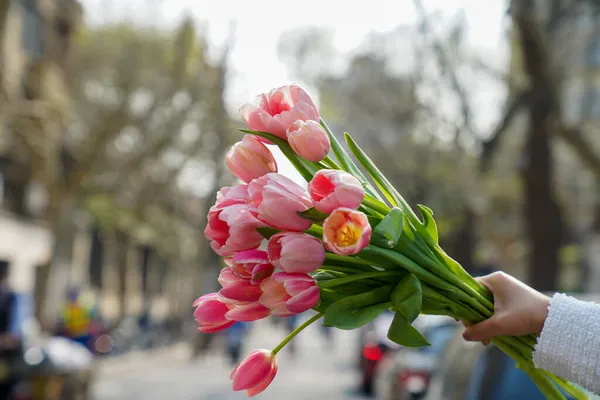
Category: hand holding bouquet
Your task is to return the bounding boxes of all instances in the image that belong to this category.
[196,85,588,399]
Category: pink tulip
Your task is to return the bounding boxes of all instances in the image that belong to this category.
[267,232,325,274]
[308,170,365,214]
[193,293,235,333]
[218,267,263,304]
[260,272,320,316]
[286,120,331,162]
[229,250,275,285]
[231,349,278,397]
[322,207,372,255]
[204,183,266,256]
[226,302,272,322]
[226,135,277,183]
[248,173,313,231]
[240,85,320,140]
[204,203,266,257]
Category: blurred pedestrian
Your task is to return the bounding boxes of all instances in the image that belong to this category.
[225,322,249,365]
[320,323,333,348]
[284,314,299,357]
[57,287,99,352]
[0,260,31,400]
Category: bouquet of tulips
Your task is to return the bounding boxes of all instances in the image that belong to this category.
[195,85,588,399]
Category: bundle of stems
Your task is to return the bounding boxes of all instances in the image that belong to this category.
[243,120,589,400]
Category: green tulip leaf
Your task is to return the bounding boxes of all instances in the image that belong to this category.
[297,208,329,223]
[416,204,438,244]
[323,285,393,330]
[311,270,339,282]
[319,121,383,201]
[256,227,280,240]
[387,312,431,348]
[313,289,346,313]
[315,271,385,295]
[344,132,399,207]
[391,274,422,323]
[371,207,404,248]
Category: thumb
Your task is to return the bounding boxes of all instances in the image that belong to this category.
[463,317,500,342]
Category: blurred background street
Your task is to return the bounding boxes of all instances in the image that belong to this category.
[93,320,362,400]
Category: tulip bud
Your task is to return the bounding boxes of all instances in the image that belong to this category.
[260,272,320,316]
[248,173,313,231]
[193,293,235,333]
[230,250,275,285]
[322,207,372,255]
[231,349,278,397]
[226,135,277,183]
[308,170,365,214]
[267,232,325,274]
[286,120,331,162]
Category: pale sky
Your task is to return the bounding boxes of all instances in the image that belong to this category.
[81,0,508,106]
[80,0,510,189]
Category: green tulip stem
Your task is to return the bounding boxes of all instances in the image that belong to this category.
[491,338,566,400]
[317,271,404,289]
[318,265,368,274]
[362,195,392,215]
[272,313,323,355]
[324,253,377,271]
[360,246,493,318]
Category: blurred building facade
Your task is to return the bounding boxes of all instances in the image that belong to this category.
[0,0,82,217]
[0,0,82,296]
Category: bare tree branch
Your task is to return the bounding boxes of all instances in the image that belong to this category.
[480,90,531,173]
[413,0,477,141]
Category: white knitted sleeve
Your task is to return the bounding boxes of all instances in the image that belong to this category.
[533,293,600,394]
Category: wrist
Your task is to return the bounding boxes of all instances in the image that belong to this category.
[534,295,551,336]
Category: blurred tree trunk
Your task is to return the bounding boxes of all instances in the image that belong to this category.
[88,226,104,289]
[115,230,129,323]
[522,113,563,291]
[514,2,564,291]
[1,157,31,217]
[39,193,78,328]
[447,208,476,273]
[583,199,600,291]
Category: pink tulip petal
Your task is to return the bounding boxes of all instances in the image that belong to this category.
[232,362,273,391]
[220,280,263,303]
[226,303,271,322]
[197,320,235,333]
[194,301,231,323]
[192,293,218,307]
[259,285,289,310]
[246,367,277,397]
[233,250,270,264]
[251,263,275,285]
[218,268,238,287]
[286,286,320,314]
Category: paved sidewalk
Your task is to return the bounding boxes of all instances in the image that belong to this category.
[93,317,364,400]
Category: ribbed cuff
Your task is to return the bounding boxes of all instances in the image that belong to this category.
[533,293,600,394]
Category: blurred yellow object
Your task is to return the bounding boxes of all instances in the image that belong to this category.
[61,303,92,337]
[0,360,8,382]
[30,375,65,400]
